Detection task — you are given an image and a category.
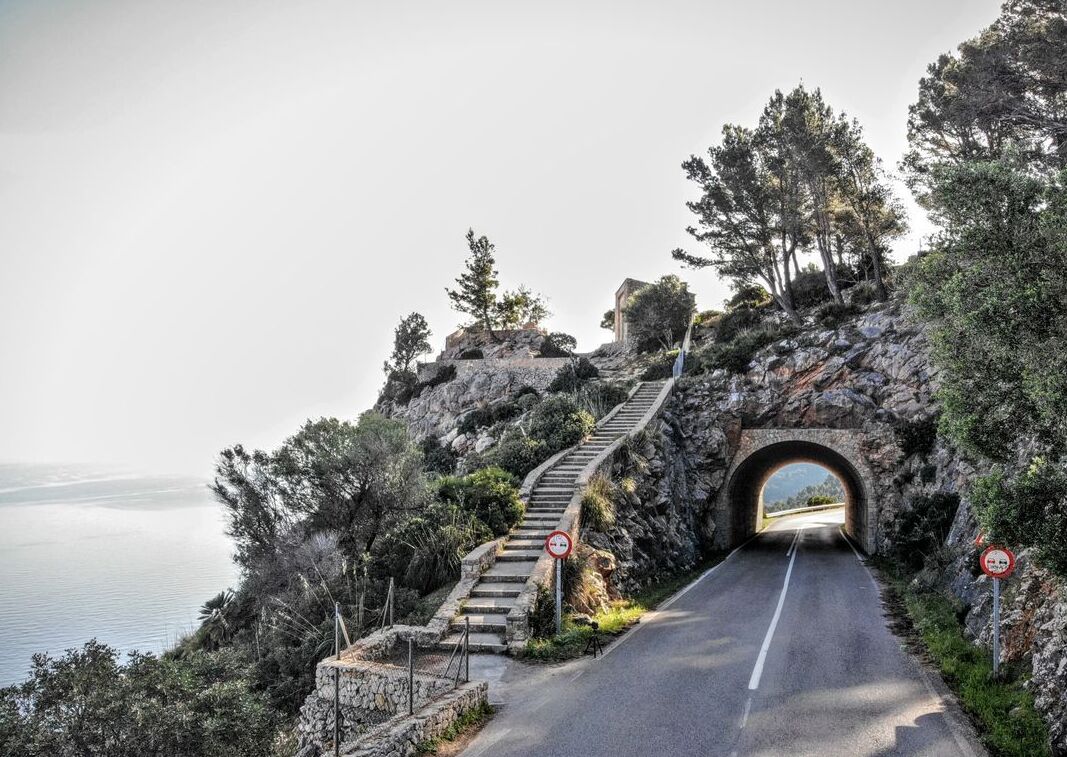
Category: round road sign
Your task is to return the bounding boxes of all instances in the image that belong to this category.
[545,530,573,560]
[980,546,1015,579]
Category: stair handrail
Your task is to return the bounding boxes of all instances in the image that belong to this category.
[672,313,697,379]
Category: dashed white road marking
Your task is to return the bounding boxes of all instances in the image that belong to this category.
[748,531,799,690]
[739,695,753,729]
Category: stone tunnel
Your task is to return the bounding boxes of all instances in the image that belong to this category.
[715,428,879,553]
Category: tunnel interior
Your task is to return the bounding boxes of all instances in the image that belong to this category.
[726,440,869,550]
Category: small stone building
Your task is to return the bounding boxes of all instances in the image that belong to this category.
[614,278,648,343]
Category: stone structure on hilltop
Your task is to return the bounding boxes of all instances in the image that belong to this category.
[612,278,648,342]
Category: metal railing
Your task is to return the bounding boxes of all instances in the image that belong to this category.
[672,314,697,379]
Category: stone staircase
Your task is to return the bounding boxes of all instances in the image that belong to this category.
[440,381,667,653]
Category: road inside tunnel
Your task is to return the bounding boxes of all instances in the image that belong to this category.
[461,510,981,757]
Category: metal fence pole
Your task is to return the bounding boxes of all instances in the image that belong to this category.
[465,617,470,683]
[333,602,340,757]
[993,577,1001,679]
[388,577,394,628]
[407,638,414,715]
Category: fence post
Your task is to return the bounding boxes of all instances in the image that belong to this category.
[333,602,340,757]
[465,616,470,683]
[388,577,394,628]
[407,638,414,715]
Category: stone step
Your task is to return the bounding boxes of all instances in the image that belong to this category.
[470,585,522,598]
[497,549,543,561]
[439,631,506,654]
[463,596,517,613]
[451,614,507,633]
[507,539,546,549]
[483,561,537,580]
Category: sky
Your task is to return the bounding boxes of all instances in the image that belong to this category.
[0,0,1002,474]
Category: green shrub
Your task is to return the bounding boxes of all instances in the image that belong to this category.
[848,281,879,307]
[885,492,961,571]
[575,382,630,419]
[701,326,783,374]
[815,301,859,328]
[971,457,1067,579]
[790,268,835,309]
[539,332,578,358]
[806,494,837,507]
[407,364,457,400]
[419,436,456,475]
[894,415,939,458]
[373,502,492,593]
[486,429,548,479]
[437,467,524,536]
[715,307,764,343]
[581,474,617,531]
[457,400,522,436]
[547,357,599,393]
[725,283,771,311]
[528,395,595,452]
[622,275,696,352]
[380,369,418,405]
[639,350,678,381]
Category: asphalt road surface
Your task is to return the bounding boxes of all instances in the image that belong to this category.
[462,509,983,757]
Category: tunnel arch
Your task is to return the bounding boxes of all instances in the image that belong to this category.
[716,429,878,553]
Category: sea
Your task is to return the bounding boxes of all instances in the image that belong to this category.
[0,462,239,686]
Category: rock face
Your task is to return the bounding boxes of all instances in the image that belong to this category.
[586,297,1066,752]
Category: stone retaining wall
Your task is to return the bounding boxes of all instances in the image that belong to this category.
[417,357,570,382]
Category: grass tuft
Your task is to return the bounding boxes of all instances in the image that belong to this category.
[415,701,493,755]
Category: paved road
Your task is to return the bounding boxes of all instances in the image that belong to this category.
[462,510,983,757]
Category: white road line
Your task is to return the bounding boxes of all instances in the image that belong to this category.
[747,534,799,690]
[840,527,865,562]
[739,695,752,729]
[569,670,584,683]
[785,529,800,556]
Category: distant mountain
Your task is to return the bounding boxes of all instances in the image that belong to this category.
[762,463,833,504]
[765,473,845,513]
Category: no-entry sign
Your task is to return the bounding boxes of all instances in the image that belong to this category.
[545,530,573,560]
[980,546,1016,579]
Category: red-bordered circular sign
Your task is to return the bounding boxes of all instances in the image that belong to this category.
[544,530,573,560]
[980,546,1016,578]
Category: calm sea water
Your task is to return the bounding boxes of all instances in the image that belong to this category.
[0,463,239,686]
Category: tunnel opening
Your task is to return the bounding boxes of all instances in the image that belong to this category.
[761,462,845,516]
[725,440,869,551]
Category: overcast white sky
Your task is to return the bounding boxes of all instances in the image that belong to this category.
[0,0,1001,474]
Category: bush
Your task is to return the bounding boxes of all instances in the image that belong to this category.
[894,415,939,458]
[539,332,578,358]
[714,307,764,343]
[580,474,617,531]
[848,281,879,307]
[419,436,456,475]
[458,348,483,359]
[639,350,677,381]
[815,301,859,328]
[806,494,837,507]
[725,283,771,311]
[486,429,548,479]
[547,357,599,393]
[380,369,418,405]
[790,268,835,309]
[457,400,522,436]
[373,502,492,593]
[972,457,1067,579]
[622,275,696,352]
[527,395,595,452]
[885,492,961,571]
[700,326,785,374]
[437,467,524,536]
[575,382,630,419]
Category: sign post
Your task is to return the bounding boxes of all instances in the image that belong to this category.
[979,545,1016,679]
[545,530,574,636]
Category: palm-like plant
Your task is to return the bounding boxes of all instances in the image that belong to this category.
[197,589,235,651]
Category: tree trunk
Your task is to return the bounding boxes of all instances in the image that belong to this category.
[865,233,889,301]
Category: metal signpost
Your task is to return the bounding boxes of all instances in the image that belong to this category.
[979,545,1016,679]
[545,530,574,635]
